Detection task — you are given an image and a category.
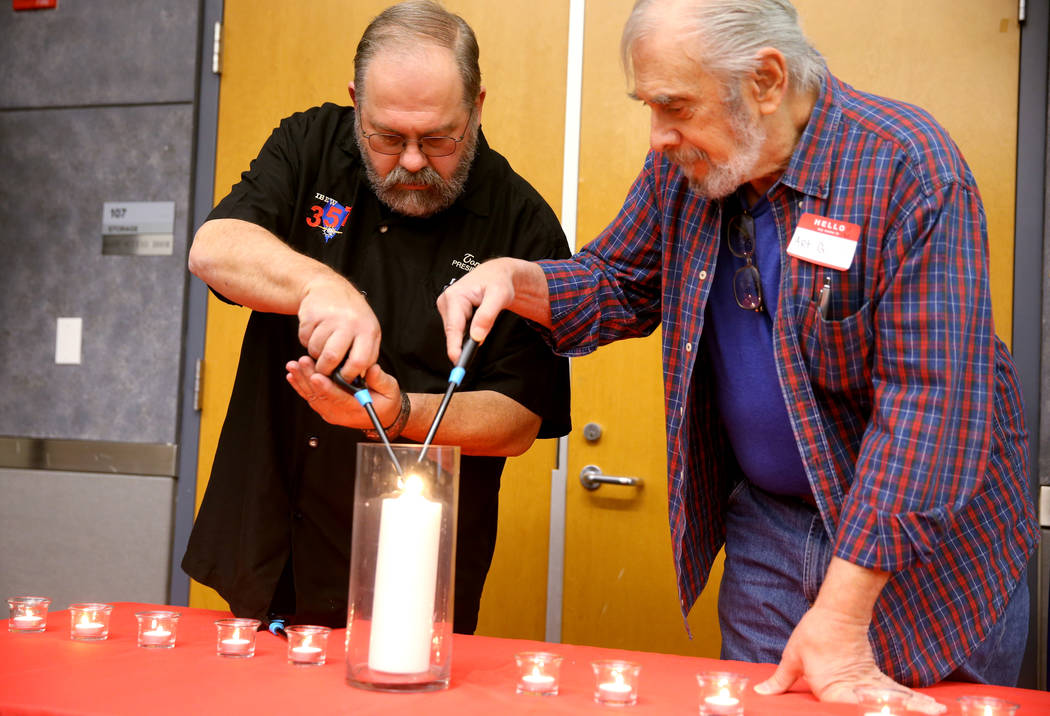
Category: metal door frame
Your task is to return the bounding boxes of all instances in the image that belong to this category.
[170,0,223,606]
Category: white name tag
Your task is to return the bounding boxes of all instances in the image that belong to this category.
[787,213,860,271]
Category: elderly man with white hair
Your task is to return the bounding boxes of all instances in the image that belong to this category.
[438,0,1037,710]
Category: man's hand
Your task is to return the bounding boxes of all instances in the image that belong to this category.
[297,277,381,380]
[754,604,945,713]
[286,359,401,430]
[436,257,551,363]
[754,558,945,714]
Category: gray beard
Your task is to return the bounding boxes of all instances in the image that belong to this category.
[354,113,478,218]
[664,101,766,200]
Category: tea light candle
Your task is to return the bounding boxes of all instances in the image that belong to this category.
[854,686,911,716]
[285,624,330,666]
[214,618,260,658]
[598,676,634,703]
[8,597,51,633]
[522,667,556,691]
[141,627,172,645]
[697,672,748,716]
[515,651,563,696]
[74,619,105,638]
[12,615,43,629]
[68,603,113,641]
[221,636,251,654]
[703,687,740,713]
[956,695,1019,716]
[592,660,640,707]
[135,610,179,649]
[862,707,893,716]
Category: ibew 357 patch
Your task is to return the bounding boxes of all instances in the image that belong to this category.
[306,192,351,243]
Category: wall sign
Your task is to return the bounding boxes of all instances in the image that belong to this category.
[101,202,175,256]
[13,0,57,10]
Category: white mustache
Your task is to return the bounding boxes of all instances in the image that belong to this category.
[664,146,706,167]
[383,165,442,188]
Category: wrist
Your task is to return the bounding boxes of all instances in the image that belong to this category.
[813,557,890,621]
[361,390,411,442]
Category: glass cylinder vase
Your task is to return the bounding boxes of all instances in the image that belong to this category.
[345,443,459,693]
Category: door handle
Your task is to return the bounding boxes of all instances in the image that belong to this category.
[579,464,643,491]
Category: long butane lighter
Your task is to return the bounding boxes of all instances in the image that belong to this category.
[417,337,479,463]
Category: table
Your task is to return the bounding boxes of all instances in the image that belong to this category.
[2,603,1048,714]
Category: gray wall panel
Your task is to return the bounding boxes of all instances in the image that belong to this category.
[0,467,174,608]
[0,1,197,109]
[0,105,191,443]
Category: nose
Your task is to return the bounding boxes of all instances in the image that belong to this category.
[649,114,680,154]
[398,141,429,173]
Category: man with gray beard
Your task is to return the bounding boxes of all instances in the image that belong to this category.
[181,1,570,634]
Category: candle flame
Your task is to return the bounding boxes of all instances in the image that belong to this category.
[531,665,543,678]
[719,686,731,701]
[983,707,993,716]
[150,619,158,631]
[402,473,425,496]
[79,613,91,626]
[302,634,312,649]
[611,669,624,687]
[232,627,240,641]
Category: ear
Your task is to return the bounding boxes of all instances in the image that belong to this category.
[475,87,487,123]
[348,82,357,105]
[749,47,788,115]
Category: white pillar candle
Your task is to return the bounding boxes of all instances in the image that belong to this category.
[368,474,442,674]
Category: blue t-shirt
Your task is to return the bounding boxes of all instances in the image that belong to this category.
[702,193,810,495]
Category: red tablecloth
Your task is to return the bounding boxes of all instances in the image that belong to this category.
[1,603,1047,715]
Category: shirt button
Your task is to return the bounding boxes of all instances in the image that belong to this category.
[679,407,684,416]
[308,436,319,448]
[378,225,388,233]
[292,511,303,521]
[698,270,708,280]
[685,342,692,352]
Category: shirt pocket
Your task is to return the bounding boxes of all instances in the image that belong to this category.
[796,298,873,398]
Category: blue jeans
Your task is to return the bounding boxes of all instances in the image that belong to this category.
[718,480,1029,686]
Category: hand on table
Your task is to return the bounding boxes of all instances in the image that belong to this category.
[754,604,946,714]
[286,359,402,430]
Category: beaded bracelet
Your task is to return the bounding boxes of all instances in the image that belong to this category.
[361,390,411,442]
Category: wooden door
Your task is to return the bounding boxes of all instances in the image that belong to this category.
[559,0,1020,656]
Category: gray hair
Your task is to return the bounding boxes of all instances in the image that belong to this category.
[621,0,825,95]
[354,1,481,109]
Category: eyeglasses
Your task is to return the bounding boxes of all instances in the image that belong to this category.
[727,212,764,312]
[361,107,474,157]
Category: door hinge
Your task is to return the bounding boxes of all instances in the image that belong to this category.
[211,21,223,75]
[1019,0,1026,23]
[193,358,204,412]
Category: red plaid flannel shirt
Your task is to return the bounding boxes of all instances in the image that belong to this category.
[539,73,1038,686]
